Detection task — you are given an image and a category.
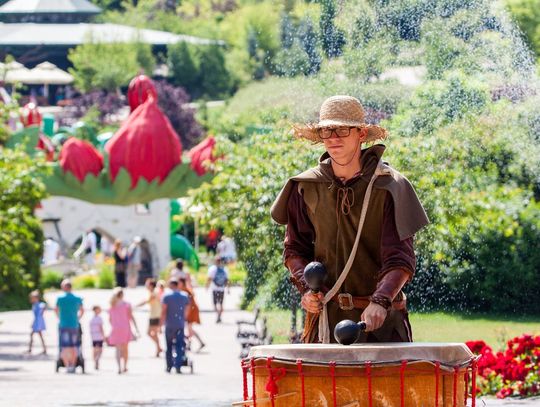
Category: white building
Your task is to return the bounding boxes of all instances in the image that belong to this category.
[36,196,171,274]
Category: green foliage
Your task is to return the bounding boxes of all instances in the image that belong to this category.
[274,38,311,77]
[40,269,64,290]
[506,0,540,57]
[168,42,199,94]
[385,98,540,313]
[188,132,320,308]
[197,45,234,99]
[390,71,489,137]
[343,33,396,83]
[98,264,115,289]
[0,146,48,310]
[72,274,97,289]
[68,40,155,92]
[319,0,346,58]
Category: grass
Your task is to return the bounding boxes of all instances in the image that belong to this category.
[264,310,540,350]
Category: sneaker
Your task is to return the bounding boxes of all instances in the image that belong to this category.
[166,366,172,373]
[197,343,206,353]
[175,367,182,374]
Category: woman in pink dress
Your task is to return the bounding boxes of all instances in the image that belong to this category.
[108,287,139,374]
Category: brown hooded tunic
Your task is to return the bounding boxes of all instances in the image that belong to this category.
[271,145,429,343]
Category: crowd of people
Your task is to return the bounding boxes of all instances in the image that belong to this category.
[28,254,232,375]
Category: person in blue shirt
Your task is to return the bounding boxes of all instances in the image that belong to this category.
[55,279,84,373]
[160,278,190,373]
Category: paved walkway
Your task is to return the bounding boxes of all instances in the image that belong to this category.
[1,287,538,406]
[0,287,247,407]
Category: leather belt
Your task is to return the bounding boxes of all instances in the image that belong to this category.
[331,293,407,311]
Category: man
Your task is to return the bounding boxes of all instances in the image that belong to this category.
[271,95,429,344]
[160,278,190,373]
[55,279,84,372]
[206,257,230,323]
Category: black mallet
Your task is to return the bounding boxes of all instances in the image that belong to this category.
[303,261,327,293]
[334,319,367,345]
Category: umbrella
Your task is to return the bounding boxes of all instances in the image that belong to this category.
[1,60,32,83]
[6,62,73,96]
[26,62,73,85]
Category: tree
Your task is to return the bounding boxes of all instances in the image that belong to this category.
[134,41,157,76]
[319,0,346,58]
[0,145,48,310]
[68,40,155,92]
[298,17,321,75]
[506,0,540,57]
[168,42,199,95]
[197,45,233,99]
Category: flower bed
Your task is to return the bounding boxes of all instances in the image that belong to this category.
[466,335,540,399]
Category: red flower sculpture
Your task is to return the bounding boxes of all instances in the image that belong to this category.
[20,102,42,127]
[127,75,158,112]
[106,98,182,188]
[188,136,217,176]
[37,134,55,161]
[59,138,104,182]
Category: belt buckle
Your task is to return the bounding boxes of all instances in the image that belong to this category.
[338,293,354,311]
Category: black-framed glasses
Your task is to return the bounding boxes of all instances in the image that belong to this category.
[318,127,353,139]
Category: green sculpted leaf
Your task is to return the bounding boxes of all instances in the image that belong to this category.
[41,161,215,205]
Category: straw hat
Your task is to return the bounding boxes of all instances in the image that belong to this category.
[294,95,388,143]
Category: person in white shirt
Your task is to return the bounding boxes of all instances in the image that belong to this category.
[42,237,60,265]
[206,257,230,323]
[169,260,193,290]
[89,305,105,370]
[216,235,237,264]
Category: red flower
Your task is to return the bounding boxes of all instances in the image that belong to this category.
[187,136,217,176]
[496,388,513,399]
[106,98,182,188]
[127,75,158,112]
[466,340,493,355]
[59,138,104,182]
[20,102,42,127]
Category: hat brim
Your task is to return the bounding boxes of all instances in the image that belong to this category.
[293,122,388,144]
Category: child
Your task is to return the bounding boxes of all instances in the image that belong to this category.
[28,290,47,355]
[89,305,105,370]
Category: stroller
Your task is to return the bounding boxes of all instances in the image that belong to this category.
[169,330,194,374]
[56,325,85,373]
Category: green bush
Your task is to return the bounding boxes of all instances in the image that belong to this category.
[68,39,155,92]
[385,98,540,313]
[97,265,115,289]
[390,71,489,137]
[0,144,47,310]
[40,269,63,290]
[72,274,97,289]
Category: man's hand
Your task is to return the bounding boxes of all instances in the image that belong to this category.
[301,291,324,313]
[361,302,387,332]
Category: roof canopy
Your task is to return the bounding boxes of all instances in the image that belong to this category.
[0,0,101,14]
[0,23,221,47]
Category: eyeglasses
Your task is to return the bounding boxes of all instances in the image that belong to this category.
[318,127,353,139]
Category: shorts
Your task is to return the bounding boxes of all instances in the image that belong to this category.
[149,318,160,327]
[213,290,224,305]
[92,340,104,348]
[59,328,80,348]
